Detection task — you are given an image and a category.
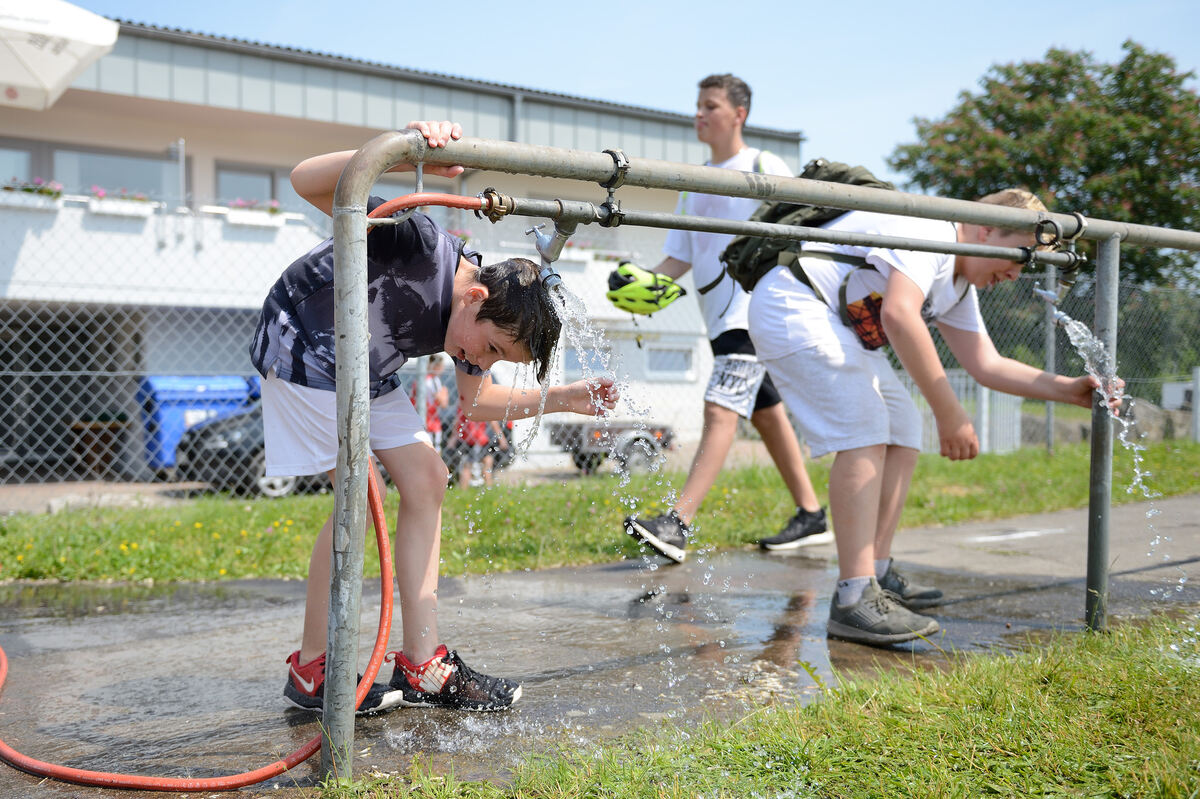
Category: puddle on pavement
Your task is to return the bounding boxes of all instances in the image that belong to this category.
[2,549,1197,795]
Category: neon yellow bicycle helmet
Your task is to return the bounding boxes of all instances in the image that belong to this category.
[605,262,687,315]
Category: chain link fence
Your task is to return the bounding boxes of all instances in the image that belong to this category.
[3,196,1198,496]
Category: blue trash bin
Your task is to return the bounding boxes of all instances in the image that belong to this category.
[138,376,251,470]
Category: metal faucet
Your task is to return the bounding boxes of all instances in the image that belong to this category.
[1033,287,1072,327]
[527,222,576,290]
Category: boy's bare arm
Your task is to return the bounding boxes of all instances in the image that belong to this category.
[654,256,692,279]
[290,121,465,216]
[880,270,978,460]
[456,372,618,421]
[939,324,1120,414]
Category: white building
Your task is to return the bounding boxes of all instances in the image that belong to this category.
[0,19,805,483]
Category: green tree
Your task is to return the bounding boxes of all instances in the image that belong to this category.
[888,41,1200,286]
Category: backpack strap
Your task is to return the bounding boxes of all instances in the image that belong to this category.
[696,271,726,295]
[791,248,971,328]
[781,249,871,326]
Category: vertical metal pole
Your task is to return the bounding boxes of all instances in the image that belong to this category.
[415,356,428,425]
[1044,263,1057,454]
[319,127,424,782]
[978,385,991,454]
[322,175,372,780]
[1192,366,1200,444]
[1085,235,1119,632]
[176,138,186,210]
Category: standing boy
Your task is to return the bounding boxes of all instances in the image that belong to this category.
[746,189,1122,646]
[251,121,618,712]
[621,74,826,563]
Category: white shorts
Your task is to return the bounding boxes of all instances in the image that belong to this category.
[704,354,768,418]
[750,283,921,459]
[260,372,432,477]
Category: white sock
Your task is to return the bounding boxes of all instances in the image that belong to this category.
[836,576,872,606]
[875,558,891,580]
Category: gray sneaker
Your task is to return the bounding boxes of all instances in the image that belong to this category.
[827,577,939,646]
[624,511,689,563]
[878,558,944,610]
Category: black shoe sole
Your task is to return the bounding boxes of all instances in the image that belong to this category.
[759,530,834,550]
[623,519,686,563]
[894,595,944,610]
[393,683,522,711]
[284,682,406,715]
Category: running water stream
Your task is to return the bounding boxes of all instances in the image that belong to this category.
[542,279,756,694]
[1038,289,1184,598]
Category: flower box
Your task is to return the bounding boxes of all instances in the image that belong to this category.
[0,191,63,211]
[226,208,285,228]
[88,197,156,218]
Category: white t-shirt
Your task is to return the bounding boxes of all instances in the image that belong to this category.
[662,147,793,338]
[751,210,985,359]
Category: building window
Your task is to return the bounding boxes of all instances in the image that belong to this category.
[54,148,173,199]
[216,167,273,207]
[647,346,693,377]
[0,146,32,183]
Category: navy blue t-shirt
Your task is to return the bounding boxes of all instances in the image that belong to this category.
[250,197,483,397]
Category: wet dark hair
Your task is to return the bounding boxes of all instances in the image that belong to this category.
[474,257,561,383]
[699,73,752,123]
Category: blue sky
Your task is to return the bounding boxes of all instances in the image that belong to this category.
[74,0,1200,184]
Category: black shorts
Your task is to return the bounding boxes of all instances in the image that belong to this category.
[709,328,782,413]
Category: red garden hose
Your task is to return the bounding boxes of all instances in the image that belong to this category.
[0,192,480,790]
[0,455,394,790]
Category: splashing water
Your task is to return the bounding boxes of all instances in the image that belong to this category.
[543,278,737,694]
[1057,314,1183,597]
[545,281,667,486]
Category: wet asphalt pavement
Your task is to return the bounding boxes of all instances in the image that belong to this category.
[1,494,1197,798]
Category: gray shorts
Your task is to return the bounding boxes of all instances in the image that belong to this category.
[704,353,768,418]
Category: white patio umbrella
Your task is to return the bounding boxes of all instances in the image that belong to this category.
[0,0,118,111]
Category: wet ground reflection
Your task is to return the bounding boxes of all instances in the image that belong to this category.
[1,548,1196,796]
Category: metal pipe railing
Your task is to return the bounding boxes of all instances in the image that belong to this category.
[495,196,1083,268]
[327,129,1198,778]
[369,129,1200,252]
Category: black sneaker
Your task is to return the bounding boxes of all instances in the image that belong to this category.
[624,511,689,563]
[878,558,944,609]
[758,507,832,550]
[827,578,939,646]
[387,645,522,712]
[283,650,405,715]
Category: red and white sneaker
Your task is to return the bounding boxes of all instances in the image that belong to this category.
[283,651,404,714]
[387,645,522,711]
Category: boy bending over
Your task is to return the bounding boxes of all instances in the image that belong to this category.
[746,189,1121,647]
[250,121,618,711]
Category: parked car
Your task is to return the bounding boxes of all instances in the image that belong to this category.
[547,420,675,474]
[174,402,327,498]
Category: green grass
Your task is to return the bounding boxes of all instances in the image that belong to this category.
[319,613,1200,798]
[2,441,1198,797]
[1,440,1198,583]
